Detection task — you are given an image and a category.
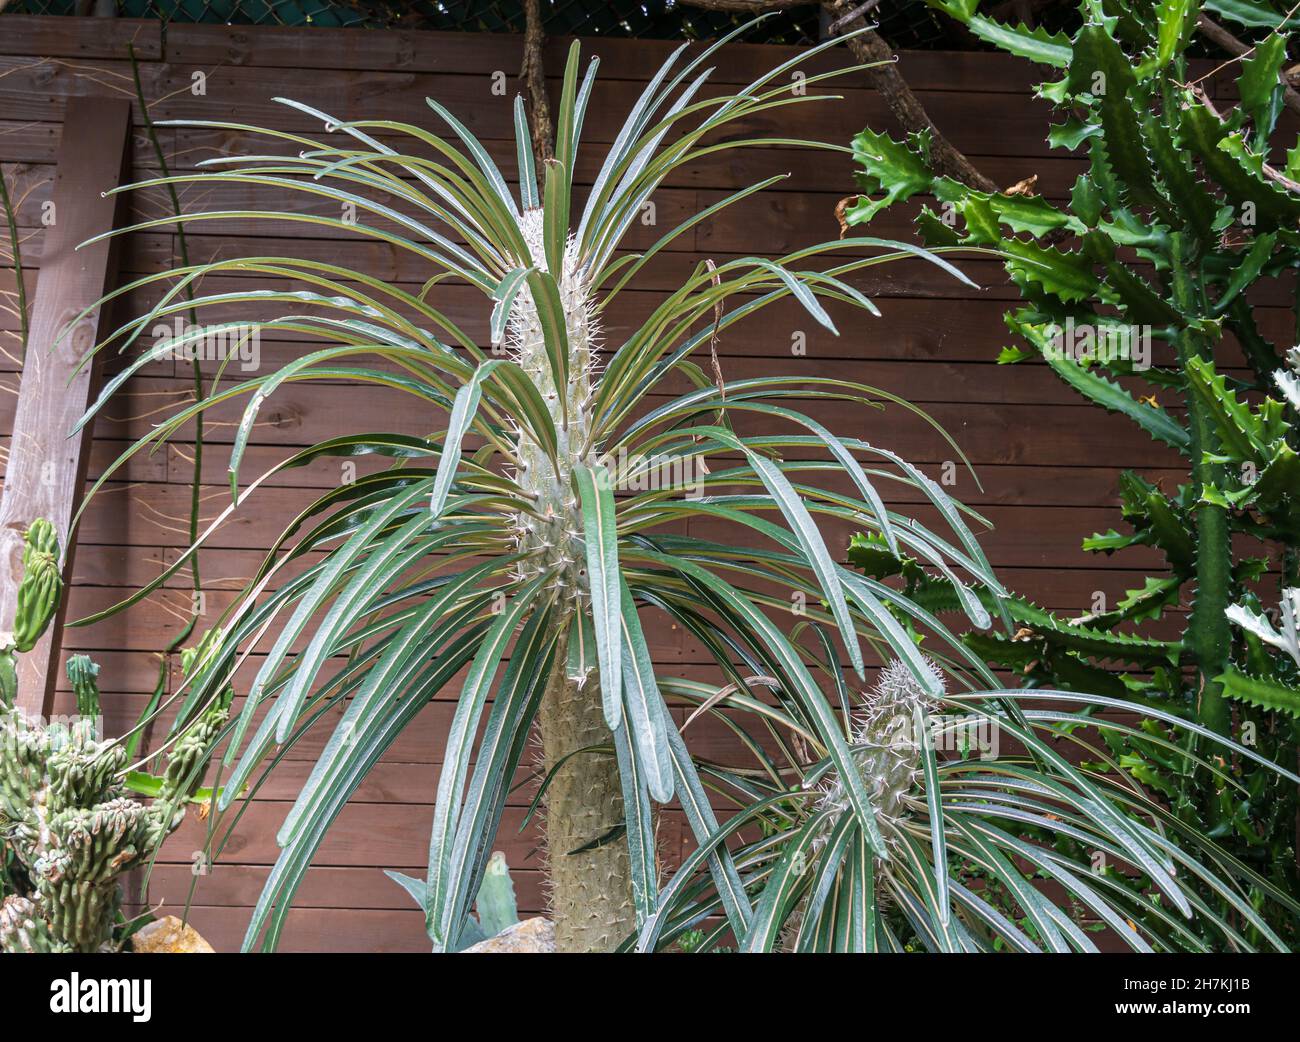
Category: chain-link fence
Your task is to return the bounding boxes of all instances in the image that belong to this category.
[3,0,972,49]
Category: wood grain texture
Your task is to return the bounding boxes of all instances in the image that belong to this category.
[0,95,131,717]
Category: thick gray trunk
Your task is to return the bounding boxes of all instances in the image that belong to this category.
[536,653,634,952]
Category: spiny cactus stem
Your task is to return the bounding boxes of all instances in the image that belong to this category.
[1171,236,1231,740]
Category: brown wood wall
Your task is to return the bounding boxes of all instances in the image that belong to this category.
[0,15,1233,951]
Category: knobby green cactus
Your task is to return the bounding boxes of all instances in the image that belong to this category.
[0,666,229,953]
[386,850,520,951]
[0,521,229,953]
[13,518,61,655]
[0,519,63,709]
[66,655,100,721]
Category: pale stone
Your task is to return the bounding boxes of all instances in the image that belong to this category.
[131,915,215,953]
[462,917,555,953]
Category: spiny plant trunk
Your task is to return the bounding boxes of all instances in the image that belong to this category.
[537,653,635,952]
[505,190,620,949]
[1171,240,1231,740]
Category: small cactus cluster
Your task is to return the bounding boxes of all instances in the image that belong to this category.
[506,212,601,621]
[812,657,945,850]
[0,521,228,953]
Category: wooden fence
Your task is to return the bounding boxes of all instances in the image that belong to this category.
[0,15,1244,951]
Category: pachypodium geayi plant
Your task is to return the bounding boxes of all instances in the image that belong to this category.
[848,0,1300,944]
[644,655,1299,951]
[0,523,229,953]
[73,22,1297,952]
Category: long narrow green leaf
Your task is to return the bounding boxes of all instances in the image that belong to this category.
[224,480,430,768]
[612,715,658,926]
[438,606,557,948]
[740,812,828,951]
[490,266,535,347]
[432,360,503,519]
[637,549,886,855]
[513,95,538,210]
[746,452,865,678]
[913,703,949,925]
[571,463,624,730]
[426,576,546,949]
[618,577,675,804]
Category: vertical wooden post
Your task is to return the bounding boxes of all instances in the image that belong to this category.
[0,96,132,719]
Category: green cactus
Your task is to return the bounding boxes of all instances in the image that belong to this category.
[0,520,64,712]
[0,705,133,952]
[0,648,15,711]
[385,849,520,951]
[13,519,61,654]
[0,521,228,953]
[473,851,519,940]
[65,656,100,721]
[0,664,228,953]
[847,0,1300,944]
[0,897,66,953]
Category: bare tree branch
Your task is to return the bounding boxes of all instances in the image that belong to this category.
[1194,85,1300,193]
[521,0,554,170]
[1196,12,1300,116]
[825,0,886,35]
[678,0,998,192]
[819,0,997,191]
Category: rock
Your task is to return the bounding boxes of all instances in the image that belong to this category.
[131,915,215,954]
[462,917,555,953]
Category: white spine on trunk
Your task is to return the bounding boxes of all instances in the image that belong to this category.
[814,657,945,848]
[507,209,600,617]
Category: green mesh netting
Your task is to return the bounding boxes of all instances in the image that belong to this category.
[2,0,970,49]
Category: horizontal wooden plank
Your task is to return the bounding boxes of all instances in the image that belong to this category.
[92,658,1173,777]
[38,373,1183,469]
[2,127,1088,203]
[162,431,1187,499]
[0,15,162,59]
[0,54,1061,158]
[146,862,547,913]
[163,800,683,869]
[0,166,1051,250]
[61,470,1196,573]
[159,904,433,952]
[170,127,1084,197]
[160,21,1038,91]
